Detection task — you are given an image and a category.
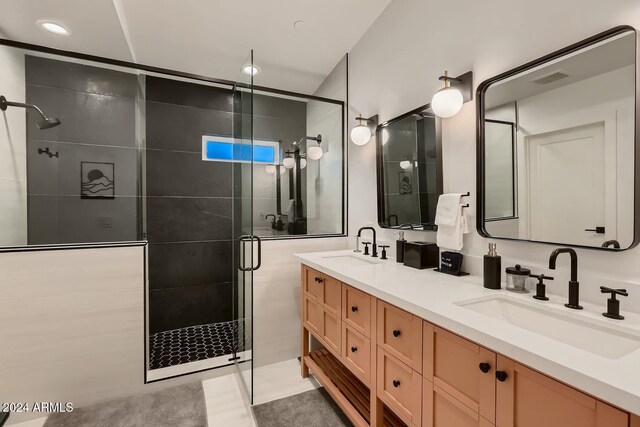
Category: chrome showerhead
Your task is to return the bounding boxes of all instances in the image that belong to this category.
[0,95,62,129]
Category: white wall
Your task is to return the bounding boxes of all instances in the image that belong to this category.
[0,46,27,246]
[348,0,640,312]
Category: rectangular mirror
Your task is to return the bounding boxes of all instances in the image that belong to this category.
[377,105,442,230]
[477,26,639,250]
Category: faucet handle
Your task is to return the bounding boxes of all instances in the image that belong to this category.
[362,242,371,256]
[379,245,390,260]
[600,286,628,320]
[529,273,554,281]
[530,274,554,301]
[600,286,628,297]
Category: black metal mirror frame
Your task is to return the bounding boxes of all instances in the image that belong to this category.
[476,25,640,251]
[376,103,443,231]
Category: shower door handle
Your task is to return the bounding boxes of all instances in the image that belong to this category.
[239,235,262,272]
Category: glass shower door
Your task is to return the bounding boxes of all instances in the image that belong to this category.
[233,50,257,403]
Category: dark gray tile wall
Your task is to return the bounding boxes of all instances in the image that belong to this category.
[146,77,235,334]
[25,56,140,245]
[145,76,306,334]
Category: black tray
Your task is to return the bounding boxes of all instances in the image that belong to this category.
[433,268,470,277]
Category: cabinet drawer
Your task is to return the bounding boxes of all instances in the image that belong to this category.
[342,323,371,385]
[423,378,494,427]
[496,355,628,427]
[377,348,422,427]
[304,267,324,301]
[377,300,423,372]
[323,275,342,315]
[342,285,371,337]
[303,297,323,336]
[323,309,341,355]
[424,324,496,424]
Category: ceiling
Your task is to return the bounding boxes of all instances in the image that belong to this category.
[486,31,636,109]
[0,0,391,94]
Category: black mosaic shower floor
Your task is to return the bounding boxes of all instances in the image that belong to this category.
[149,319,249,370]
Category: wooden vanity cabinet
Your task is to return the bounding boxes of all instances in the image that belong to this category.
[495,355,628,427]
[301,265,634,427]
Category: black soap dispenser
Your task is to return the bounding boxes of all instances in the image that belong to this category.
[483,243,501,289]
[396,231,407,263]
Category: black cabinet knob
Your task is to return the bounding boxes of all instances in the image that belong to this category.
[496,371,508,382]
[351,346,358,353]
[351,306,358,313]
[392,330,401,337]
[479,362,491,373]
[392,380,401,388]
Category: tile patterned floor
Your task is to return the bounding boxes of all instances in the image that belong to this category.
[149,319,249,370]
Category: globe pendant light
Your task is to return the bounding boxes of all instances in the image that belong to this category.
[431,70,464,119]
[283,155,296,169]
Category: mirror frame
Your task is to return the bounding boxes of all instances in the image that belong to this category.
[476,25,640,251]
[376,103,443,230]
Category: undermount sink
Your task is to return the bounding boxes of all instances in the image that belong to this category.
[321,254,382,267]
[457,295,640,359]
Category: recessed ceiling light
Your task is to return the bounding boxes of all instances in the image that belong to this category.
[242,65,260,76]
[37,20,70,36]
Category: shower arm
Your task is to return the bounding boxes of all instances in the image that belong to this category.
[0,96,48,119]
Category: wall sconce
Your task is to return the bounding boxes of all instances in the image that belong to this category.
[350,114,378,146]
[305,134,324,160]
[265,164,286,175]
[283,152,296,169]
[431,70,473,118]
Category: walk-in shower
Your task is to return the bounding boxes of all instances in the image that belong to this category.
[0,41,346,405]
[0,95,61,129]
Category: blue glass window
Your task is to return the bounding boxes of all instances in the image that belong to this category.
[202,137,277,164]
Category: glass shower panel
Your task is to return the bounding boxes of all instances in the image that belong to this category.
[233,50,256,403]
[144,71,247,381]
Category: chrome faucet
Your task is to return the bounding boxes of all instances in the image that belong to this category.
[548,248,583,310]
[357,227,377,257]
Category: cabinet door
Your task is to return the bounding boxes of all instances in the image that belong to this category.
[323,275,342,315]
[424,324,496,424]
[342,284,372,337]
[423,378,494,427]
[377,348,422,427]
[303,297,323,336]
[304,267,324,301]
[496,355,629,427]
[342,322,371,385]
[377,300,423,372]
[322,309,341,355]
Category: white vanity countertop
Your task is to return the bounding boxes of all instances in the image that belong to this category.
[296,250,640,415]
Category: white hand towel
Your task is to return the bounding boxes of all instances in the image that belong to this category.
[435,193,463,226]
[436,193,466,251]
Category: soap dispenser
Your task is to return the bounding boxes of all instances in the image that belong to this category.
[395,231,407,263]
[483,243,501,289]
